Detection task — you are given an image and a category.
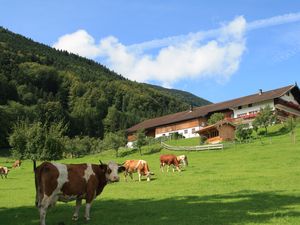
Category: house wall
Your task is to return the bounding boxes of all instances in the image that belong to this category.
[155,118,207,138]
[233,100,275,118]
[279,92,299,104]
[218,125,235,141]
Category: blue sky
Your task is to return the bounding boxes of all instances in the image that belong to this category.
[1,0,300,103]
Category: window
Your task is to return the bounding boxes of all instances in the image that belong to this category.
[192,128,195,133]
[287,92,290,96]
[238,106,242,109]
[248,103,253,107]
[184,130,188,134]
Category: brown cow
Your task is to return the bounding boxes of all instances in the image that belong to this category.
[123,160,152,182]
[34,160,125,225]
[0,166,10,178]
[160,154,181,172]
[12,160,22,168]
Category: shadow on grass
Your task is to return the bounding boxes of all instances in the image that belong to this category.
[143,147,162,155]
[1,191,300,225]
[118,148,138,157]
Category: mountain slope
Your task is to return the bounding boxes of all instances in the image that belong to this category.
[0,27,210,146]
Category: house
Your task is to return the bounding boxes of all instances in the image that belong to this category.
[127,84,300,144]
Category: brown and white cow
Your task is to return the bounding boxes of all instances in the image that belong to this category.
[177,155,188,167]
[12,159,22,168]
[0,166,9,178]
[160,154,181,172]
[123,160,152,182]
[34,160,125,225]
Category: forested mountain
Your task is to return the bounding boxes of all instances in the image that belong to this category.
[0,27,210,147]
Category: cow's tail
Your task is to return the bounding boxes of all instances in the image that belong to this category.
[33,160,39,207]
[33,160,37,172]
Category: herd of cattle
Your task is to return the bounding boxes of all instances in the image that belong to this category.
[1,154,188,225]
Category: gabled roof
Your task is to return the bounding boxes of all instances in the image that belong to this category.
[127,84,296,133]
[197,120,236,133]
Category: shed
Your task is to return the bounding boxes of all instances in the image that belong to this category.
[196,120,236,143]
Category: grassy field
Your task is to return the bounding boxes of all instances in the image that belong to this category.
[0,125,300,225]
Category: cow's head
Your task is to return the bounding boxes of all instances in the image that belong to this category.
[99,161,125,182]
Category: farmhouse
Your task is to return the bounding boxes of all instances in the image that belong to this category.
[127,84,300,144]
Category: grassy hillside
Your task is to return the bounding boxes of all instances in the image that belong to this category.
[0,125,299,225]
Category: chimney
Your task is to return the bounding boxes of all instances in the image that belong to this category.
[189,104,193,112]
[258,89,263,95]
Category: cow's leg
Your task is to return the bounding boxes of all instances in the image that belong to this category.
[39,196,52,225]
[167,164,170,172]
[177,166,181,172]
[72,198,82,221]
[160,163,164,172]
[129,172,133,180]
[39,206,47,225]
[85,202,92,221]
[124,171,128,182]
[138,172,141,182]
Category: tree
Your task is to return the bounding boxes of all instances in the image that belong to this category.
[235,124,253,142]
[252,105,276,135]
[134,129,147,155]
[9,121,67,160]
[103,131,126,157]
[208,112,224,125]
[285,116,299,144]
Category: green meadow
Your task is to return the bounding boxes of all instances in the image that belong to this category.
[0,125,300,225]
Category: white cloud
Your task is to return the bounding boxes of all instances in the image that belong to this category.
[53,16,247,87]
[53,29,101,58]
[54,12,300,86]
[247,12,300,31]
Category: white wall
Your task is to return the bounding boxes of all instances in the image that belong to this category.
[279,92,299,105]
[233,100,275,118]
[155,126,201,139]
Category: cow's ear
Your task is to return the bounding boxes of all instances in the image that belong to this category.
[118,166,126,173]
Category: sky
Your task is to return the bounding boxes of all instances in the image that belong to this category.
[1,0,300,103]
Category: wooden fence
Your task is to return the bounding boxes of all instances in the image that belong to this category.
[161,142,224,151]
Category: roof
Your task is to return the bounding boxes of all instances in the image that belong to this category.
[127,84,296,133]
[197,120,236,133]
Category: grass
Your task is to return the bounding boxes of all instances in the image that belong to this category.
[0,125,300,225]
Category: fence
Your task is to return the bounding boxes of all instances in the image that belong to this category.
[161,142,224,151]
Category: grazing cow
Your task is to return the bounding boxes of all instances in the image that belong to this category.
[177,155,188,167]
[123,160,152,182]
[160,154,181,172]
[12,160,22,168]
[0,166,9,178]
[34,160,125,225]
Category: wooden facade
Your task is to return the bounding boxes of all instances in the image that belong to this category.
[155,118,206,136]
[197,121,236,143]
